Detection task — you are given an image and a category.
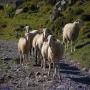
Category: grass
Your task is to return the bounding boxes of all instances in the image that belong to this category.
[69,45,90,68]
[0,1,51,40]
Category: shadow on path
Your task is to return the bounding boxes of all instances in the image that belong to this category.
[70,76,90,85]
[59,62,90,85]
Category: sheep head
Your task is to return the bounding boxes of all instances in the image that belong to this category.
[75,19,84,28]
[24,25,32,35]
[47,35,56,46]
[43,28,50,41]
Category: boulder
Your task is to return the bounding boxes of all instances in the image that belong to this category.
[15,8,23,15]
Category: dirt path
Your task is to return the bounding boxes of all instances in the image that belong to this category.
[0,40,18,60]
[0,40,90,90]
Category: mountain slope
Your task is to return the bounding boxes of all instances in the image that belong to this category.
[0,0,90,69]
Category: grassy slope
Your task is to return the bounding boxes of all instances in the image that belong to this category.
[0,1,52,40]
[63,1,90,68]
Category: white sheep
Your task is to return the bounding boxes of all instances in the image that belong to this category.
[41,35,64,77]
[63,19,83,52]
[24,25,43,56]
[32,28,49,65]
[25,29,39,56]
[18,32,30,66]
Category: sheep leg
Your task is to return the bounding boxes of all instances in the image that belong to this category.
[53,63,57,78]
[54,67,57,77]
[38,51,41,65]
[48,63,51,76]
[65,43,67,52]
[30,49,32,56]
[71,40,73,53]
[67,41,69,50]
[57,65,61,80]
[43,58,46,71]
[41,60,43,68]
[26,54,28,66]
[19,54,22,65]
[22,55,25,65]
[73,42,77,52]
[53,62,54,69]
[32,48,34,56]
[53,63,61,80]
[35,49,37,65]
[74,45,76,52]
[74,40,77,52]
[41,56,43,68]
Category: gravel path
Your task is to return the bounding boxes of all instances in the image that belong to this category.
[0,40,90,90]
[0,40,18,60]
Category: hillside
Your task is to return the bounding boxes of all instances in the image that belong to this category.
[0,0,90,69]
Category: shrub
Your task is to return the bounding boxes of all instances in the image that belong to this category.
[0,5,4,10]
[30,3,38,12]
[73,7,84,15]
[81,14,90,21]
[44,0,56,5]
[48,16,67,39]
[23,7,29,12]
[4,4,15,18]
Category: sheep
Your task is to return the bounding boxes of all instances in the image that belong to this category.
[41,35,64,77]
[25,29,39,56]
[63,19,83,53]
[32,28,49,65]
[29,30,39,55]
[18,32,31,66]
[24,25,44,56]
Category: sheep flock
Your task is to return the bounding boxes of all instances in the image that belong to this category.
[18,19,83,77]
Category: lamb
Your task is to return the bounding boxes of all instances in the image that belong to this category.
[24,25,45,56]
[32,28,49,65]
[25,28,39,56]
[18,32,31,66]
[41,35,64,77]
[29,30,39,55]
[63,19,83,52]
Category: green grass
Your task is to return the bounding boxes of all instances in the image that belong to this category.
[0,1,52,39]
[69,45,90,68]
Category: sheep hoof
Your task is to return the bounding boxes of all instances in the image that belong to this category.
[43,68,45,72]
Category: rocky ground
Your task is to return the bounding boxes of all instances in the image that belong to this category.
[0,40,90,90]
[0,40,18,60]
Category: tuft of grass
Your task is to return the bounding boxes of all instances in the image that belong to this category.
[70,45,90,68]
